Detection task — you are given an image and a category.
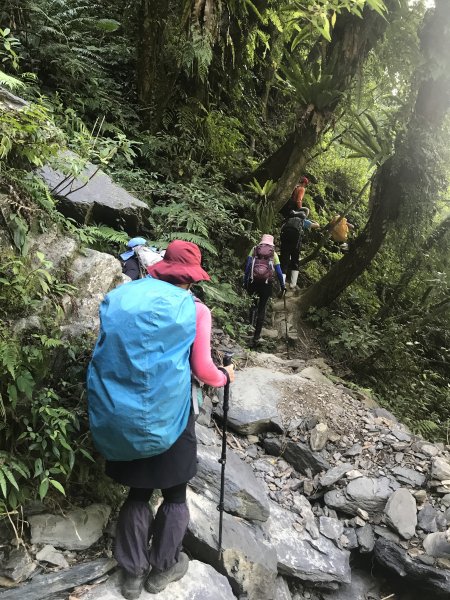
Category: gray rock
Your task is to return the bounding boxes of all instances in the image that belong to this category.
[298,366,333,387]
[384,488,417,540]
[418,503,439,533]
[375,538,450,596]
[195,423,219,446]
[356,524,375,553]
[420,443,440,457]
[373,525,400,544]
[264,502,351,585]
[28,228,79,271]
[423,532,450,558]
[0,547,36,583]
[40,151,150,234]
[185,490,277,599]
[391,428,411,442]
[197,395,213,427]
[442,494,450,508]
[342,527,358,550]
[264,435,330,475]
[391,466,426,488]
[215,367,289,434]
[432,457,450,482]
[29,504,111,550]
[191,444,270,522]
[310,423,328,452]
[35,544,69,569]
[371,407,398,422]
[322,568,382,600]
[274,576,292,600]
[62,249,123,337]
[324,477,398,516]
[320,464,352,488]
[319,517,344,542]
[344,443,362,457]
[81,560,235,600]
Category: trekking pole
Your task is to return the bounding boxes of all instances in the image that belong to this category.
[283,292,290,359]
[217,352,233,560]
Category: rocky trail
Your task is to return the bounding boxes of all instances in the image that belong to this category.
[1,226,450,600]
[2,342,450,599]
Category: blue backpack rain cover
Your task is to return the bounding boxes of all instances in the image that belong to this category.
[87,277,196,461]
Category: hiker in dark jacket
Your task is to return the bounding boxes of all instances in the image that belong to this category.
[244,234,285,345]
[280,208,319,290]
[120,237,147,281]
[88,241,234,600]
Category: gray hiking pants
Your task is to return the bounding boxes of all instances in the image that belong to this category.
[114,484,189,576]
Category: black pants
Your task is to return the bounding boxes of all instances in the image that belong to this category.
[114,483,189,576]
[248,281,272,341]
[280,227,301,273]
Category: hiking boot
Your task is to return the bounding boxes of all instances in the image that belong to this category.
[145,552,189,594]
[121,571,146,600]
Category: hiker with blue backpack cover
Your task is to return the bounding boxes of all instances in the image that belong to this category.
[87,240,234,600]
[243,234,286,346]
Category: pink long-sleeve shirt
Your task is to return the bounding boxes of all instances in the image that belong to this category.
[190,301,227,387]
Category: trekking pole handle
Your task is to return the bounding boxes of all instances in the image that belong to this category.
[223,352,233,367]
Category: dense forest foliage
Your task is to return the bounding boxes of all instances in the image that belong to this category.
[0,0,449,514]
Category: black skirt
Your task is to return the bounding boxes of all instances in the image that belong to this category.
[105,414,197,490]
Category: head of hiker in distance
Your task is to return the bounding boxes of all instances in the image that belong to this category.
[87,239,234,600]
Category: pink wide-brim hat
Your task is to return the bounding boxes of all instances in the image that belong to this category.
[260,234,274,245]
[147,240,211,284]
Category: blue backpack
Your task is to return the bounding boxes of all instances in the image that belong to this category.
[87,277,196,461]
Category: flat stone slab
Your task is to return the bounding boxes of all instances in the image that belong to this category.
[264,435,330,475]
[28,504,111,550]
[384,488,417,540]
[190,444,270,522]
[80,560,235,600]
[0,559,115,600]
[375,539,450,597]
[40,151,149,234]
[185,490,277,599]
[264,501,351,585]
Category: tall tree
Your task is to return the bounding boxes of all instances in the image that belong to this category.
[297,0,450,315]
[241,0,398,209]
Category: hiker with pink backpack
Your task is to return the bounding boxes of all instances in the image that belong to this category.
[243,234,286,346]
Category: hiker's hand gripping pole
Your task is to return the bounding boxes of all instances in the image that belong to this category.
[217,352,233,560]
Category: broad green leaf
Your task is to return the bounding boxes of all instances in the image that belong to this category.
[96,19,121,32]
[49,479,66,496]
[39,478,49,500]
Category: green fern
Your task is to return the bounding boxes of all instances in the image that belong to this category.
[164,232,218,255]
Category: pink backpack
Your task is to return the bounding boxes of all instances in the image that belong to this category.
[251,243,274,283]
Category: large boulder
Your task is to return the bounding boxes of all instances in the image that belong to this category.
[61,249,123,337]
[185,490,277,599]
[39,152,150,234]
[28,504,111,550]
[264,501,351,585]
[215,367,286,434]
[80,560,235,600]
[190,444,270,522]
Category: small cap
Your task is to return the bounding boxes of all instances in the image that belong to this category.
[299,176,309,185]
[127,237,147,248]
[260,234,274,246]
